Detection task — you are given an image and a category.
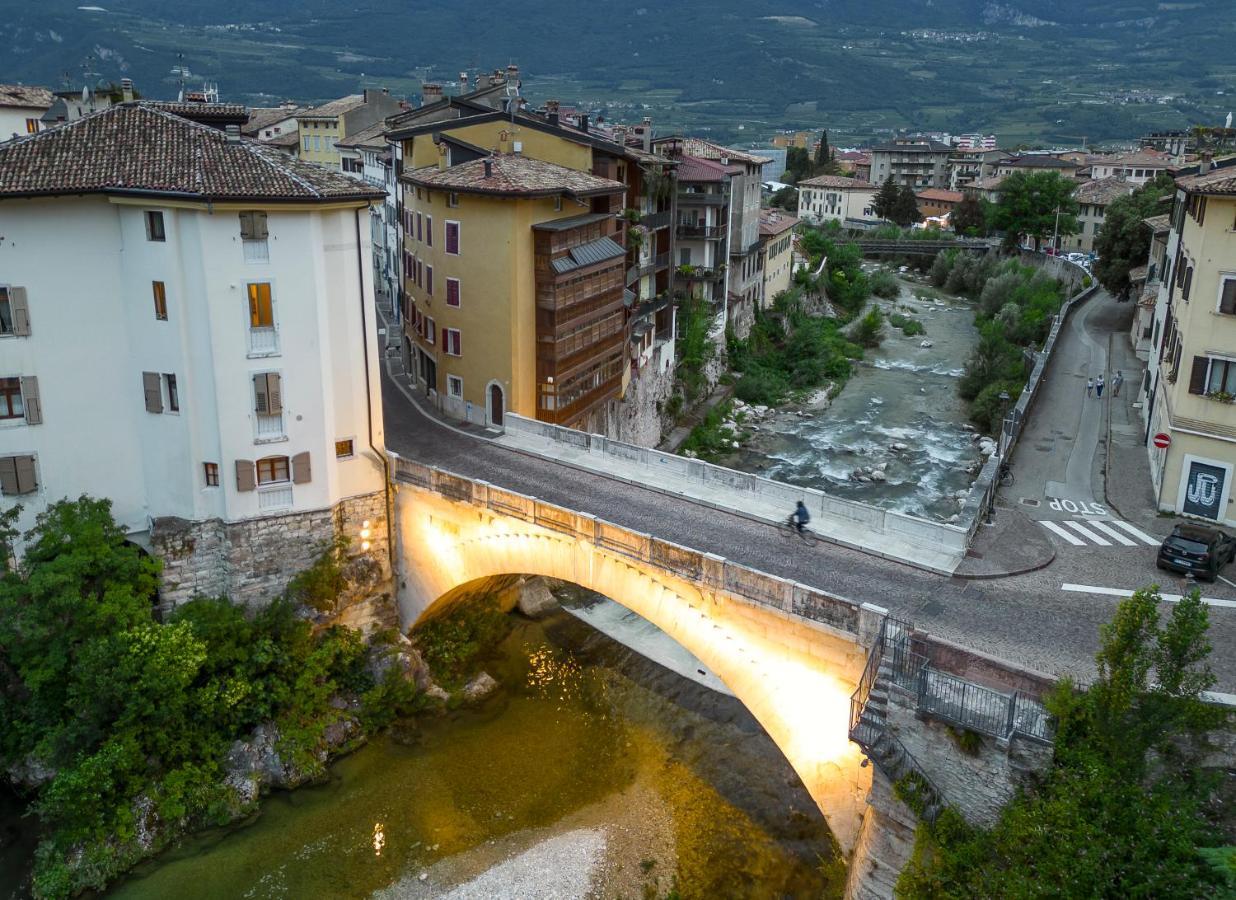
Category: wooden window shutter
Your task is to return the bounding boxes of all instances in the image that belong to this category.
[1221,279,1236,315]
[10,287,30,336]
[254,212,269,239]
[239,211,254,239]
[142,371,162,413]
[1189,357,1210,395]
[21,376,42,424]
[235,459,256,492]
[266,372,283,414]
[291,451,311,484]
[1183,266,1193,301]
[253,373,269,414]
[13,455,36,494]
[0,457,17,496]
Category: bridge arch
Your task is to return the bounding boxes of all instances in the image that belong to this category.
[394,477,873,851]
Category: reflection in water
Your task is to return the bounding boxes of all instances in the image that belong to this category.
[98,611,837,900]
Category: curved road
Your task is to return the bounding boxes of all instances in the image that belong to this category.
[380,299,1236,691]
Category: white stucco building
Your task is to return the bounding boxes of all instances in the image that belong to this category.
[0,103,390,605]
[796,175,879,226]
[0,84,54,140]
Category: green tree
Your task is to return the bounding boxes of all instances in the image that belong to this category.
[891,185,922,227]
[951,195,986,236]
[991,170,1079,251]
[784,146,812,184]
[813,129,838,175]
[873,175,900,220]
[1092,173,1174,298]
[769,185,798,211]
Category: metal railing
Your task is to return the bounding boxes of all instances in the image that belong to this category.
[677,223,727,240]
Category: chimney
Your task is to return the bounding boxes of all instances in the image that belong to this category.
[484,157,494,178]
[506,64,520,84]
[642,116,653,151]
[476,73,490,90]
[613,125,627,146]
[579,113,589,134]
[1199,150,1214,175]
[421,83,443,106]
[225,124,241,145]
[546,99,560,126]
[460,71,469,92]
[120,77,134,103]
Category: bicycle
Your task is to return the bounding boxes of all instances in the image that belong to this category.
[782,514,814,542]
[998,462,1014,487]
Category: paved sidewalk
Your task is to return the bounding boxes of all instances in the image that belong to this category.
[1101,314,1164,532]
[955,505,1055,579]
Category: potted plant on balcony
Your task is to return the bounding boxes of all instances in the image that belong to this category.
[1206,389,1235,404]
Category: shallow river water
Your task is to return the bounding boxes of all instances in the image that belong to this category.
[735,273,983,522]
[77,603,838,899]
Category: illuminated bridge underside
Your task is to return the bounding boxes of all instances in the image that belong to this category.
[394,468,876,852]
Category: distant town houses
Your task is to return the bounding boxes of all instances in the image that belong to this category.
[795,174,879,226]
[1061,177,1138,254]
[868,138,953,190]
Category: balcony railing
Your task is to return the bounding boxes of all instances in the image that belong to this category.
[677,223,727,240]
[641,210,673,230]
[677,192,727,207]
[248,326,279,357]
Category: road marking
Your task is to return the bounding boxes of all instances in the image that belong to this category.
[1061,583,1236,609]
[1219,575,1236,590]
[1063,520,1111,546]
[1107,519,1160,546]
[1086,521,1137,546]
[1040,520,1085,546]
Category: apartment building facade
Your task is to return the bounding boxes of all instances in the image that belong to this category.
[757,209,798,308]
[0,104,389,605]
[1061,177,1137,254]
[868,139,951,190]
[1142,164,1236,526]
[296,89,403,167]
[0,85,53,139]
[796,175,878,225]
[1089,152,1174,185]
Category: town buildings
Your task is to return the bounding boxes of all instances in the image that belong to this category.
[836,150,872,181]
[795,175,878,226]
[1061,177,1138,254]
[954,134,998,151]
[671,155,734,310]
[242,102,304,143]
[757,209,798,307]
[1087,152,1174,185]
[0,103,390,605]
[868,139,952,190]
[0,84,53,139]
[295,89,403,167]
[1129,213,1171,356]
[915,188,964,219]
[1141,161,1236,526]
[947,148,1004,192]
[995,154,1082,180]
[337,121,401,320]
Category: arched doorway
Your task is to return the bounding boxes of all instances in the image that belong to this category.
[488,383,505,428]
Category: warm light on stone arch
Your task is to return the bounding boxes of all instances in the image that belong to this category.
[394,482,873,852]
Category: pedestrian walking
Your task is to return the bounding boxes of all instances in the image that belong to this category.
[1096,374,1105,398]
[1112,370,1124,398]
[1086,377,1094,398]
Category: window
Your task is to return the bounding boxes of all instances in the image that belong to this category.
[444,328,461,356]
[0,454,37,494]
[164,374,179,412]
[253,372,284,439]
[445,221,460,255]
[426,216,433,247]
[1182,265,1194,302]
[247,283,278,354]
[447,375,463,398]
[257,455,290,485]
[145,211,166,242]
[303,136,311,152]
[680,248,691,265]
[1219,277,1236,315]
[335,438,355,459]
[0,378,23,419]
[203,462,219,487]
[446,277,461,308]
[425,317,436,345]
[554,196,563,212]
[416,213,422,242]
[313,136,321,152]
[239,211,269,241]
[152,281,168,321]
[447,192,459,208]
[25,118,38,134]
[426,265,434,296]
[0,287,13,335]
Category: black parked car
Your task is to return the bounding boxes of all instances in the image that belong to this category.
[1156,523,1236,582]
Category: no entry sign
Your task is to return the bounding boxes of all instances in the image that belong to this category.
[1153,432,1171,449]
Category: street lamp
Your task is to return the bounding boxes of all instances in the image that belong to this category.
[998,390,1012,452]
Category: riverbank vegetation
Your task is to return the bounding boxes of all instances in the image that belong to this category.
[930,250,1068,432]
[899,587,1235,897]
[0,499,421,899]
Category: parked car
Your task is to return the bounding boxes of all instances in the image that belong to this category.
[1156,523,1236,581]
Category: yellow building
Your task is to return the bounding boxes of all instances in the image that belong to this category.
[398,153,627,429]
[757,208,798,308]
[1145,163,1236,525]
[296,89,402,167]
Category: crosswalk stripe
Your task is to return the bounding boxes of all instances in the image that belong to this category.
[1108,519,1161,546]
[1063,520,1111,546]
[1061,583,1236,609]
[1087,521,1137,546]
[1040,520,1086,546]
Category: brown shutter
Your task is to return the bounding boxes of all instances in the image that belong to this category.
[235,459,256,492]
[20,376,41,424]
[13,455,36,494]
[253,373,269,414]
[1182,266,1193,302]
[0,457,17,496]
[254,212,269,239]
[266,372,283,414]
[291,451,311,484]
[239,212,254,240]
[1189,357,1210,395]
[10,287,30,336]
[142,371,163,413]
[1221,279,1236,315]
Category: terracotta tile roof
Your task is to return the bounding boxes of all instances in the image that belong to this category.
[299,94,366,119]
[969,174,1006,190]
[1097,151,1173,168]
[1075,176,1137,206]
[405,154,624,197]
[836,150,869,162]
[758,208,798,237]
[1177,164,1236,196]
[676,137,771,166]
[916,188,963,203]
[0,84,53,109]
[242,105,305,135]
[1000,154,1078,169]
[677,155,741,182]
[798,174,872,188]
[138,100,249,126]
[1143,213,1171,233]
[267,130,302,149]
[0,104,384,202]
[336,120,389,150]
[1129,264,1149,283]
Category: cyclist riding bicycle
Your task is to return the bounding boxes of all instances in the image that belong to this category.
[792,500,810,534]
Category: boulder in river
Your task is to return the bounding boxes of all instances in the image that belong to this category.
[870,471,887,482]
[463,672,499,702]
[517,577,558,619]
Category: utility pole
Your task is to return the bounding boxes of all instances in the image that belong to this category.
[1051,205,1061,255]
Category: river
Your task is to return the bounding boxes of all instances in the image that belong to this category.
[734,270,983,522]
[28,595,836,899]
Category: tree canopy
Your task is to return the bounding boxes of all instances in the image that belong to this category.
[1092,173,1175,297]
[873,176,900,221]
[991,170,1080,251]
[951,195,987,236]
[891,185,923,227]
